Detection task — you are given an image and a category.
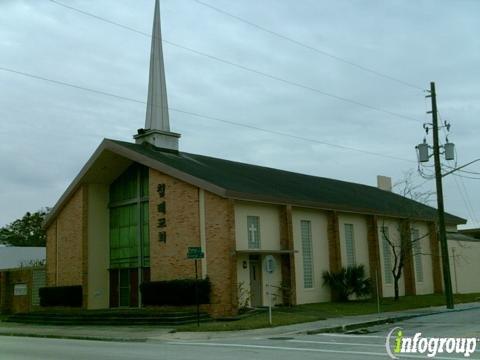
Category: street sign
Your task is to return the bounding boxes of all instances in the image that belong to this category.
[187,247,204,327]
[187,246,204,259]
[264,255,276,274]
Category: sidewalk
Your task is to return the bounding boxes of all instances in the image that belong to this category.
[153,301,480,341]
[0,302,479,342]
[0,322,172,342]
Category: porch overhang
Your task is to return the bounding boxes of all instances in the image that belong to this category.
[235,249,297,254]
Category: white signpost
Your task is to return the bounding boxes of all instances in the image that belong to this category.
[264,255,276,325]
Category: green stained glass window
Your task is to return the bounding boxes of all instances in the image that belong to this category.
[140,166,149,198]
[110,164,140,203]
[109,164,150,269]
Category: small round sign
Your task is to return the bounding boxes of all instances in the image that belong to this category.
[264,255,276,274]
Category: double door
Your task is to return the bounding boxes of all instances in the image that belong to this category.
[109,268,150,307]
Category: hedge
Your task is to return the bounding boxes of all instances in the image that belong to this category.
[39,285,83,307]
[140,278,211,306]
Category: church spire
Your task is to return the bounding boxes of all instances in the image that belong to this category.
[134,0,180,150]
[145,0,169,131]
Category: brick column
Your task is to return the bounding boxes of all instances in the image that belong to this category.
[227,199,238,316]
[4,272,12,313]
[327,211,341,273]
[81,185,89,309]
[402,220,416,296]
[279,205,296,306]
[0,272,6,313]
[205,194,237,317]
[429,222,443,293]
[327,211,341,301]
[367,215,383,298]
[46,221,58,287]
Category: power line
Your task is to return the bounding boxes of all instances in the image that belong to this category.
[0,65,415,163]
[169,106,414,162]
[452,175,479,225]
[460,178,478,223]
[49,0,151,37]
[0,66,145,105]
[193,0,425,91]
[454,168,480,175]
[438,112,480,180]
[47,0,422,124]
[436,111,480,224]
[444,163,480,176]
[458,176,479,224]
[452,172,480,180]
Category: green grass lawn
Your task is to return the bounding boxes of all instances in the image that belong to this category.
[176,293,480,332]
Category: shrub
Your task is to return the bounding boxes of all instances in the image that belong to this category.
[140,278,211,306]
[39,285,82,307]
[322,265,371,302]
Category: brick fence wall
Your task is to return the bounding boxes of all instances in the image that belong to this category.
[0,267,45,314]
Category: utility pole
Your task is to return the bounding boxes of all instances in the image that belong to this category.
[427,81,454,309]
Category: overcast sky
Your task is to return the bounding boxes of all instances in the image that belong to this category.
[1,0,479,228]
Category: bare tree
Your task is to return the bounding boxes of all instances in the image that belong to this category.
[393,169,435,205]
[380,221,430,301]
[381,170,434,301]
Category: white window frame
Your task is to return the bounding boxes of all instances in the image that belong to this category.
[344,223,356,267]
[247,216,260,249]
[381,226,393,285]
[301,220,314,289]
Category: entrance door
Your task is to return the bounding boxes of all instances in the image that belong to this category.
[110,268,144,307]
[249,257,263,307]
[119,268,132,307]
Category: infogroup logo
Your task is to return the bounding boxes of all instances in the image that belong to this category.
[385,327,478,359]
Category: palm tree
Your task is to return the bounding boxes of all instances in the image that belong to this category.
[322,265,371,302]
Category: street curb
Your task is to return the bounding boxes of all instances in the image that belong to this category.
[303,305,480,335]
[0,332,147,343]
[304,314,417,335]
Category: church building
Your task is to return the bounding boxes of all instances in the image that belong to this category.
[44,0,466,317]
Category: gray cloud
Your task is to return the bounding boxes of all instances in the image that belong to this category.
[0,0,479,227]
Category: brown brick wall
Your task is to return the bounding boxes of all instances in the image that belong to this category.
[429,222,443,293]
[56,186,87,287]
[46,222,57,286]
[8,269,32,313]
[149,169,201,281]
[204,193,237,317]
[0,269,33,314]
[327,211,341,273]
[0,272,7,312]
[327,211,342,301]
[81,186,89,308]
[149,169,238,317]
[45,185,87,302]
[367,215,383,298]
[279,205,296,305]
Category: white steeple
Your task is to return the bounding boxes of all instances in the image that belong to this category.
[134,0,180,150]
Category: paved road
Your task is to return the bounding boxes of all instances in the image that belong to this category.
[1,308,480,359]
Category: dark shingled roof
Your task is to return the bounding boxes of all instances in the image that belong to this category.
[112,140,465,224]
